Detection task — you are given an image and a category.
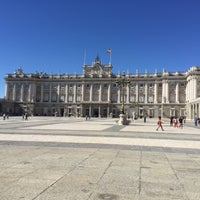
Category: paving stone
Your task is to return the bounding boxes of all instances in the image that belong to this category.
[0,117,200,199]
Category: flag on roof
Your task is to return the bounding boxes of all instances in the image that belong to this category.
[106,48,111,53]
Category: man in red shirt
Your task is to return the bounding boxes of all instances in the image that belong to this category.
[156,116,164,131]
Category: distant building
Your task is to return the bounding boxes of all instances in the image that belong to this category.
[3,56,200,119]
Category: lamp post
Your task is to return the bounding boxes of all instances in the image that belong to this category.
[116,72,130,125]
[116,72,130,114]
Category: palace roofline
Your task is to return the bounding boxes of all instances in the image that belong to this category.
[5,66,200,80]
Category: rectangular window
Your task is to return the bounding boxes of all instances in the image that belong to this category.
[140,83,144,88]
[60,95,65,102]
[131,83,135,88]
[148,96,153,103]
[170,108,175,116]
[69,95,73,102]
[43,92,49,102]
[139,96,144,103]
[130,96,134,102]
[51,93,57,102]
[61,84,65,89]
[77,95,81,102]
[149,109,154,117]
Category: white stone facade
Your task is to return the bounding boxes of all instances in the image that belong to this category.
[3,57,200,119]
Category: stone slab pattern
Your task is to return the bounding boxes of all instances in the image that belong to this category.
[0,117,200,200]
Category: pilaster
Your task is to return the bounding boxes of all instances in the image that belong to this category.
[175,82,179,103]
[90,84,93,102]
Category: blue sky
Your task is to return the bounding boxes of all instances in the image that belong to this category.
[0,0,200,98]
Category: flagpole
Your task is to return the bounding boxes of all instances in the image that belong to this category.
[109,51,112,65]
[106,48,112,65]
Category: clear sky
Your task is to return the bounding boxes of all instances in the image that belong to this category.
[0,0,200,98]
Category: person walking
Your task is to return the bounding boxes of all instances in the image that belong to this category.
[156,116,164,131]
[173,117,178,128]
[170,116,173,126]
[179,116,183,129]
[194,116,198,126]
[144,115,147,123]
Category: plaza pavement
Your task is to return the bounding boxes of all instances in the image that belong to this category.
[0,116,200,200]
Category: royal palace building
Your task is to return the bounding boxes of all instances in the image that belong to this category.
[3,56,200,119]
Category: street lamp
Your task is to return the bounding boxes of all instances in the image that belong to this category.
[116,72,130,115]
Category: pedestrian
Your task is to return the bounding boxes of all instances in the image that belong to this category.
[194,116,198,126]
[173,118,178,128]
[144,115,147,123]
[170,116,173,126]
[25,113,28,120]
[179,116,183,129]
[156,116,164,131]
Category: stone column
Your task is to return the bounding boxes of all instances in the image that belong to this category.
[99,84,102,102]
[107,83,111,102]
[136,83,139,102]
[65,84,68,103]
[57,83,60,103]
[175,82,179,103]
[29,83,33,102]
[20,84,24,102]
[49,83,52,103]
[191,77,196,100]
[13,83,16,101]
[73,84,77,103]
[189,79,191,101]
[185,80,188,102]
[162,80,169,103]
[145,83,148,103]
[186,77,191,102]
[40,84,44,103]
[154,82,158,103]
[117,88,121,103]
[28,84,31,102]
[192,78,195,100]
[82,83,85,102]
[166,81,169,103]
[193,77,197,99]
[90,84,93,102]
[32,84,35,102]
[89,104,92,117]
[189,78,192,100]
[4,83,8,100]
[162,81,165,103]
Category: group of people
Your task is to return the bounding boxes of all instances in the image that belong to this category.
[2,113,9,120]
[156,116,186,131]
[2,113,29,120]
[170,116,185,128]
